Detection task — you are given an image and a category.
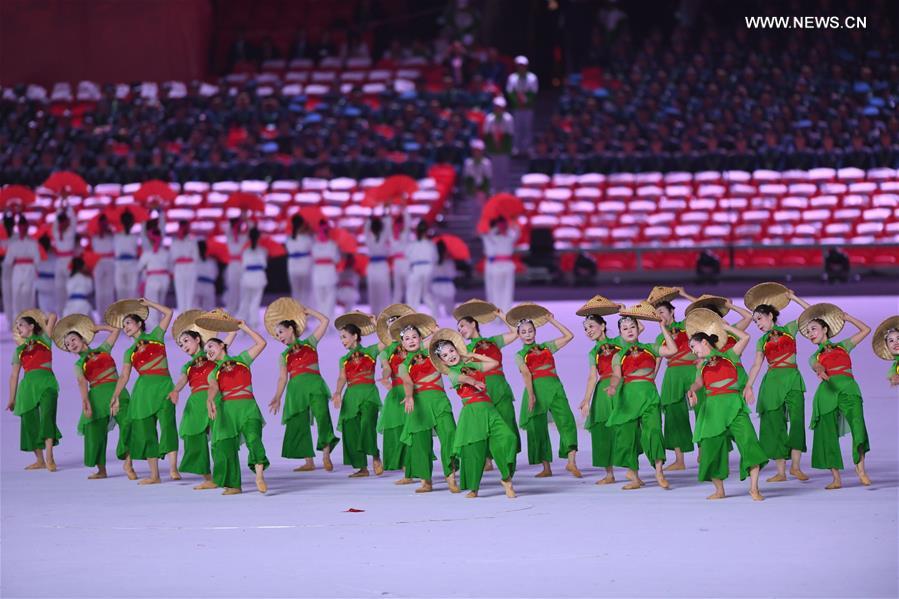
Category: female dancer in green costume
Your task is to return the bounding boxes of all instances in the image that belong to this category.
[686,322,767,501]
[110,298,180,484]
[332,312,384,477]
[510,306,581,478]
[605,309,677,490]
[800,304,872,489]
[7,310,61,471]
[431,329,517,498]
[454,302,520,470]
[206,319,270,495]
[171,316,237,489]
[743,289,812,483]
[55,315,134,479]
[376,304,415,481]
[394,313,460,494]
[268,300,338,472]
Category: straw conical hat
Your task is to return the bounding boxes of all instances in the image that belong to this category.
[428,328,469,374]
[646,286,680,306]
[618,301,661,322]
[872,315,899,361]
[335,311,376,336]
[195,308,241,332]
[505,303,551,328]
[576,294,622,317]
[172,309,217,343]
[376,303,415,345]
[744,282,790,311]
[388,313,438,342]
[264,297,306,338]
[685,307,727,350]
[452,299,498,324]
[685,294,730,318]
[104,299,149,329]
[798,303,845,339]
[12,308,48,348]
[50,313,95,350]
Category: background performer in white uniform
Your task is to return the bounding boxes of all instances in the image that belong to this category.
[224,217,248,314]
[428,240,457,317]
[390,213,411,303]
[3,215,40,316]
[194,240,217,310]
[311,220,340,321]
[63,257,94,317]
[405,220,437,312]
[481,216,519,311]
[170,220,199,312]
[237,228,268,329]
[285,213,313,305]
[365,212,391,316]
[35,235,56,313]
[136,226,170,329]
[51,203,76,311]
[113,210,140,301]
[91,214,115,315]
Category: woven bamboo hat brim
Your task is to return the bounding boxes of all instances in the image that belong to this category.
[50,313,95,350]
[744,282,790,311]
[335,311,377,336]
[172,309,217,344]
[452,299,498,324]
[576,294,622,317]
[685,307,727,350]
[264,297,306,338]
[618,301,661,322]
[646,286,680,306]
[505,303,551,328]
[12,308,49,347]
[428,328,470,374]
[376,303,415,345]
[872,316,899,361]
[684,294,730,318]
[196,308,241,333]
[798,303,845,340]
[104,299,149,329]
[388,313,438,343]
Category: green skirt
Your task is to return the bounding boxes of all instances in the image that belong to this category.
[179,390,212,438]
[518,376,555,428]
[212,399,265,444]
[607,380,660,427]
[77,381,117,436]
[283,373,330,424]
[338,384,382,431]
[400,389,453,441]
[693,391,749,443]
[129,374,175,421]
[378,385,406,432]
[453,401,517,469]
[659,365,696,407]
[585,378,615,431]
[485,372,515,406]
[810,375,862,430]
[758,367,805,414]
[14,370,59,417]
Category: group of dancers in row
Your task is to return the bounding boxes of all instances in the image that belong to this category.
[8,282,898,500]
[2,201,520,329]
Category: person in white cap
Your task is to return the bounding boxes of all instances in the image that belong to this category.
[169,220,199,312]
[462,138,493,199]
[481,216,519,311]
[91,214,115,315]
[113,209,140,301]
[405,220,437,311]
[2,215,41,316]
[483,96,514,190]
[506,55,538,156]
[51,202,76,311]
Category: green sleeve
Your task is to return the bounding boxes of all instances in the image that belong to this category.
[611,351,622,370]
[73,360,84,379]
[465,360,485,372]
[398,362,409,379]
[755,332,766,353]
[378,342,396,363]
[181,359,192,376]
[545,340,559,353]
[124,343,135,364]
[12,344,23,365]
[304,335,318,348]
[587,345,598,367]
[447,366,461,386]
[149,326,165,342]
[97,342,112,353]
[643,342,660,358]
[785,320,799,336]
[838,339,855,353]
[489,334,506,349]
[808,350,819,370]
[723,349,740,364]
[364,344,380,360]
[238,350,254,366]
[514,352,525,369]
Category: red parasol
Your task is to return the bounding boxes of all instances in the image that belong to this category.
[0,185,36,211]
[134,180,177,205]
[331,228,359,254]
[43,171,89,196]
[352,254,369,276]
[205,239,231,263]
[297,206,326,228]
[31,222,53,242]
[434,234,470,261]
[81,249,101,274]
[362,174,419,207]
[104,204,150,229]
[225,192,266,212]
[477,192,524,233]
[256,236,287,258]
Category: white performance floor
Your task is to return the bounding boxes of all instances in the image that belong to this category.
[1,296,898,599]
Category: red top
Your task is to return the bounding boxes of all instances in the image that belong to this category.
[764,330,798,369]
[131,340,169,376]
[83,352,117,386]
[20,339,53,372]
[286,343,320,377]
[524,346,557,379]
[701,354,740,396]
[667,327,694,368]
[456,368,491,405]
[817,344,853,378]
[187,356,217,393]
[217,360,254,400]
[408,353,444,392]
[344,352,376,386]
[470,338,504,376]
[621,346,656,383]
[388,348,407,389]
[595,342,620,379]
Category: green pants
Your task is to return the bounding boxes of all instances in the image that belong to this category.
[612,405,664,471]
[698,413,768,481]
[589,418,615,468]
[83,417,109,467]
[212,422,270,489]
[179,432,211,475]
[381,426,407,471]
[19,398,62,452]
[342,403,381,469]
[662,399,694,453]
[759,390,807,460]
[310,394,340,452]
[492,396,521,453]
[522,401,578,465]
[460,440,516,492]
[282,411,315,459]
[404,412,456,480]
[130,401,178,460]
[115,413,132,460]
[811,400,869,470]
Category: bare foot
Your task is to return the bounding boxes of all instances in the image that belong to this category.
[706,491,726,500]
[223,487,242,495]
[484,459,494,472]
[622,481,642,490]
[565,463,583,478]
[88,471,107,480]
[138,477,161,485]
[857,471,872,486]
[664,462,686,472]
[25,461,47,470]
[465,491,478,498]
[595,475,616,485]
[750,489,765,501]
[256,477,268,494]
[294,463,316,472]
[535,469,552,478]
[655,472,670,489]
[169,470,182,481]
[46,461,57,472]
[193,480,218,490]
[323,453,334,472]
[501,479,516,498]
[124,465,138,480]
[415,481,433,493]
[766,473,787,483]
[373,460,384,476]
[349,469,370,478]
[790,468,809,481]
[446,474,461,493]
[394,477,416,485]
